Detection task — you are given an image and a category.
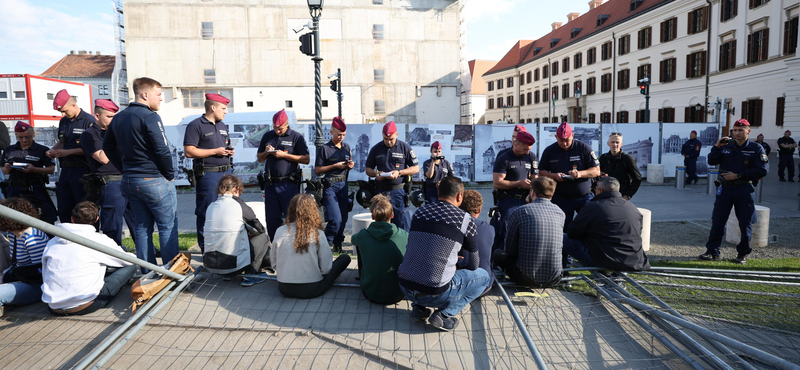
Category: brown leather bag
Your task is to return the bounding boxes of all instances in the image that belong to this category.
[131,253,194,313]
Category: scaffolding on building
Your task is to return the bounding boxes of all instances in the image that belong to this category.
[112,0,129,107]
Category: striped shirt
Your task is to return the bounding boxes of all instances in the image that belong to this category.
[504,198,565,285]
[5,228,49,266]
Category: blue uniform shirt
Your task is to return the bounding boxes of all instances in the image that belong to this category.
[681,138,702,159]
[777,137,796,156]
[1,141,54,184]
[422,158,454,188]
[493,149,538,197]
[257,128,309,177]
[80,124,121,176]
[708,140,769,181]
[182,115,231,167]
[539,140,599,198]
[57,109,95,165]
[103,102,175,180]
[315,140,352,178]
[365,140,418,188]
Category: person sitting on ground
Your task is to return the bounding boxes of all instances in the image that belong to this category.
[0,198,49,316]
[457,190,495,296]
[398,177,491,332]
[351,194,408,304]
[271,194,351,299]
[563,177,650,271]
[41,201,137,316]
[493,177,565,287]
[203,175,271,287]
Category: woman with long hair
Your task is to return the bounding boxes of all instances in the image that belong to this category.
[270,194,351,298]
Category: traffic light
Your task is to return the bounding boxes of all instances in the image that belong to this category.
[638,77,649,95]
[299,33,314,56]
[330,79,338,92]
[640,84,647,95]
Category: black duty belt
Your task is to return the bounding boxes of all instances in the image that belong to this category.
[269,176,294,183]
[203,165,232,173]
[376,183,404,191]
[60,160,86,168]
[8,180,38,187]
[497,189,527,200]
[326,175,347,183]
[719,178,752,186]
[102,175,123,182]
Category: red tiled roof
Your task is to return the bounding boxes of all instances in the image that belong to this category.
[483,0,672,76]
[469,60,497,95]
[41,54,115,79]
[483,40,534,76]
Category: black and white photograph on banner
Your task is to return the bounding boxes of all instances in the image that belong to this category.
[600,123,659,176]
[473,124,537,182]
[661,123,720,178]
[314,123,407,182]
[538,123,601,158]
[408,124,473,182]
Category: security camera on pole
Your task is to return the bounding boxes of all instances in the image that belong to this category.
[638,74,651,122]
[299,0,325,147]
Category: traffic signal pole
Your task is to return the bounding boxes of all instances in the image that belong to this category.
[337,68,343,118]
[312,16,323,147]
[639,73,651,122]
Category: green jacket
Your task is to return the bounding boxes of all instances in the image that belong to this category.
[351,221,408,305]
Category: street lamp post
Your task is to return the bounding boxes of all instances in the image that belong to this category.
[307,0,324,147]
[574,87,582,123]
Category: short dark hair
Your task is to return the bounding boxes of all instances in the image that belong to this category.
[132,77,162,96]
[204,99,225,112]
[438,176,463,199]
[459,190,483,215]
[72,201,99,225]
[0,197,39,232]
[533,177,556,199]
[217,174,244,195]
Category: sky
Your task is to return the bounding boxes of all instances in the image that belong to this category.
[0,0,592,74]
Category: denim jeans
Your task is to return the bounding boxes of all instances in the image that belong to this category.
[400,268,490,317]
[562,234,595,267]
[0,281,42,307]
[122,176,179,271]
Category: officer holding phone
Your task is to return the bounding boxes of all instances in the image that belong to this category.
[315,117,354,252]
[422,141,454,204]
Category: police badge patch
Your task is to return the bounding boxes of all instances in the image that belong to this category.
[761,154,768,162]
[590,151,598,160]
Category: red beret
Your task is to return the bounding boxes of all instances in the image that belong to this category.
[331,116,346,131]
[733,119,750,127]
[786,130,792,135]
[556,122,572,139]
[757,133,764,137]
[431,141,442,150]
[53,89,71,110]
[517,131,535,145]
[383,121,397,136]
[514,124,526,132]
[205,93,230,105]
[14,121,32,132]
[690,130,697,134]
[273,109,288,126]
[95,99,119,113]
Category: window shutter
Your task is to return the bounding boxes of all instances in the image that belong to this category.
[747,33,753,63]
[719,44,725,70]
[658,109,663,122]
[700,50,707,76]
[672,19,678,40]
[686,54,692,78]
[732,39,737,67]
[762,28,769,61]
[688,11,693,34]
[659,60,665,82]
[777,97,785,126]
[734,0,738,17]
[742,101,748,122]
[755,99,763,126]
[660,21,666,43]
[685,107,692,122]
[748,0,754,8]
[786,20,791,54]
[647,27,652,46]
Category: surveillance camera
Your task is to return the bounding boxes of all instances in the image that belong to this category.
[293,25,307,34]
[327,73,338,79]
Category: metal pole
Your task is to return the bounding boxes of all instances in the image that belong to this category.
[645,74,651,122]
[495,283,549,370]
[707,166,719,195]
[754,179,763,203]
[676,166,686,188]
[0,205,184,280]
[313,15,323,147]
[337,67,342,118]
[648,266,800,277]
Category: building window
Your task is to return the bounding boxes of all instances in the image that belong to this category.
[688,7,709,35]
[204,69,216,84]
[201,22,214,39]
[543,117,549,123]
[488,81,494,91]
[686,50,707,78]
[618,35,631,55]
[573,80,582,96]
[597,14,610,27]
[498,79,503,89]
[550,38,560,48]
[98,85,109,96]
[588,113,596,123]
[721,0,737,22]
[286,100,294,108]
[741,99,763,126]
[574,52,583,69]
[373,24,384,40]
[533,47,542,56]
[519,94,525,106]
[543,65,549,78]
[552,61,559,76]
[543,88,549,103]
[562,57,570,73]
[534,90,541,104]
[562,83,570,99]
[659,58,677,82]
[497,97,503,108]
[684,105,706,123]
[322,100,328,107]
[747,28,769,64]
[374,100,386,114]
[601,41,613,61]
[658,108,676,123]
[488,98,494,109]
[784,17,798,55]
[600,112,611,123]
[749,0,769,9]
[587,77,596,95]
[506,96,514,107]
[246,101,254,107]
[635,109,648,123]
[507,77,514,88]
[526,71,532,83]
[617,69,630,90]
[719,40,737,71]
[374,69,385,83]
[552,86,559,101]
[520,74,525,86]
[777,96,785,126]
[181,89,232,108]
[661,17,678,43]
[587,47,596,65]
[526,92,532,105]
[638,27,652,49]
[571,27,582,39]
[637,63,651,81]
[13,91,25,99]
[373,0,383,4]
[534,68,540,81]
[601,73,612,93]
[617,111,629,123]
[630,0,644,11]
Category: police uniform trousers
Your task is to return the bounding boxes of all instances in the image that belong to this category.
[375,188,410,232]
[56,166,88,222]
[323,180,349,245]
[7,184,58,224]
[97,180,136,246]
[492,196,526,251]
[778,154,795,180]
[684,157,698,183]
[424,188,438,204]
[705,183,757,257]
[195,170,231,252]
[264,181,300,240]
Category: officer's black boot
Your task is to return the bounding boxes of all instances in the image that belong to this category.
[332,243,342,253]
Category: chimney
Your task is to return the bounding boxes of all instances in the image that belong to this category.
[78,50,87,55]
[567,12,580,22]
[552,22,563,31]
[96,51,101,55]
[589,0,603,10]
[70,50,75,54]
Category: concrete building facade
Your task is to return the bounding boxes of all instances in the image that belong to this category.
[123,0,461,127]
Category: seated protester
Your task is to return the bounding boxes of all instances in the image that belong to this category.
[493,177,565,287]
[0,198,49,316]
[398,177,491,332]
[271,194,351,299]
[457,190,495,296]
[351,194,408,304]
[204,175,270,287]
[42,201,138,316]
[563,177,650,271]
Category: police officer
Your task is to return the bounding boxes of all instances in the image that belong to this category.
[497,125,528,157]
[681,130,702,185]
[315,117,354,252]
[257,109,309,240]
[422,141,454,204]
[539,122,600,231]
[777,130,796,182]
[755,133,771,157]
[491,130,537,250]
[365,121,419,231]
[47,89,95,222]
[700,119,768,264]
[183,93,234,252]
[1,121,57,223]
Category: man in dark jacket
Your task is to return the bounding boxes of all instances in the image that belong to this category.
[681,130,702,184]
[563,176,649,271]
[599,132,642,200]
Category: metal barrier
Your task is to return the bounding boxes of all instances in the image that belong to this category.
[495,283,549,370]
[707,166,719,194]
[675,166,686,188]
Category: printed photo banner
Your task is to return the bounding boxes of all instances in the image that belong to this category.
[661,123,720,178]
[407,124,473,182]
[473,124,537,182]
[600,123,659,176]
[538,124,601,159]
